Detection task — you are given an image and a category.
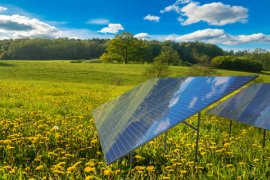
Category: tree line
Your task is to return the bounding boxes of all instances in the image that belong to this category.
[0,32,269,72]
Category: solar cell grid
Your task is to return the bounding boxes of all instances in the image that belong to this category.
[93,76,257,164]
[208,83,270,130]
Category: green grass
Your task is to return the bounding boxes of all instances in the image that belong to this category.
[1,60,270,179]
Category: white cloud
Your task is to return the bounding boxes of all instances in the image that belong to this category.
[0,6,7,12]
[0,14,60,39]
[166,29,225,41]
[163,28,270,45]
[134,32,150,40]
[98,23,124,34]
[161,1,248,26]
[189,97,198,109]
[144,14,160,22]
[87,18,109,25]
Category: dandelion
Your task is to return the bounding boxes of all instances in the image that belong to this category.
[36,165,44,171]
[67,166,76,172]
[239,162,246,165]
[85,162,95,167]
[53,170,65,174]
[91,139,98,144]
[103,169,112,176]
[84,167,96,173]
[149,141,156,145]
[85,176,95,180]
[135,166,145,171]
[180,170,188,174]
[146,166,154,171]
[52,126,59,130]
[226,164,233,168]
[135,155,145,160]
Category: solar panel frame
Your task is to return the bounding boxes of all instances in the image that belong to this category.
[93,76,257,164]
[208,83,270,130]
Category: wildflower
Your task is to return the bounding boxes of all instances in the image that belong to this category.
[135,166,145,171]
[85,176,95,180]
[84,167,96,173]
[226,164,233,168]
[149,141,156,145]
[239,162,246,165]
[253,158,260,162]
[146,166,154,171]
[135,155,145,160]
[67,166,76,172]
[163,177,170,180]
[164,166,173,171]
[53,170,65,174]
[73,161,82,167]
[52,126,59,130]
[85,162,95,167]
[103,169,112,176]
[115,169,121,174]
[180,170,188,174]
[36,165,44,171]
[224,143,230,147]
[91,139,98,144]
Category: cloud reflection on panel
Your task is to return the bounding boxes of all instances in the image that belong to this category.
[208,84,270,130]
[92,76,257,164]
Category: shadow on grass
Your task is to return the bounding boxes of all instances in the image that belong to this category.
[0,62,15,67]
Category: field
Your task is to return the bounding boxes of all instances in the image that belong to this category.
[1,60,270,179]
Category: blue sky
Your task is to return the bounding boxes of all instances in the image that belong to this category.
[0,0,269,50]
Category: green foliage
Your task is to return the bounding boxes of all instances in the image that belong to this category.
[212,56,263,73]
[0,38,106,60]
[157,46,182,65]
[145,52,170,78]
[103,32,148,64]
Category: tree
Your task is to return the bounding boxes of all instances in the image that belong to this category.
[157,46,182,65]
[145,51,170,78]
[103,32,145,64]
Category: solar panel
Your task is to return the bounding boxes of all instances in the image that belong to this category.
[208,83,270,130]
[92,76,257,164]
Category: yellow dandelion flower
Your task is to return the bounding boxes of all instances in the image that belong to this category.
[84,167,96,173]
[135,166,145,171]
[103,169,112,176]
[115,169,121,174]
[53,170,65,174]
[239,162,246,165]
[85,162,95,167]
[73,161,82,167]
[134,155,145,160]
[163,177,170,180]
[91,139,98,144]
[226,164,233,168]
[149,141,156,145]
[67,166,76,172]
[85,176,95,180]
[35,165,44,171]
[180,170,188,174]
[253,158,260,162]
[146,166,154,171]
[224,143,230,147]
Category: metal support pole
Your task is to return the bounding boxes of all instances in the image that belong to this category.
[263,129,266,148]
[229,120,232,137]
[129,152,133,165]
[164,131,168,150]
[195,112,201,162]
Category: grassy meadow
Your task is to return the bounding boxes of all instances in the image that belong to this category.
[1,60,270,179]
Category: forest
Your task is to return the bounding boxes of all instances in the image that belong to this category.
[0,32,269,72]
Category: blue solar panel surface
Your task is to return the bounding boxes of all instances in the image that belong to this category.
[208,83,270,130]
[92,76,257,164]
